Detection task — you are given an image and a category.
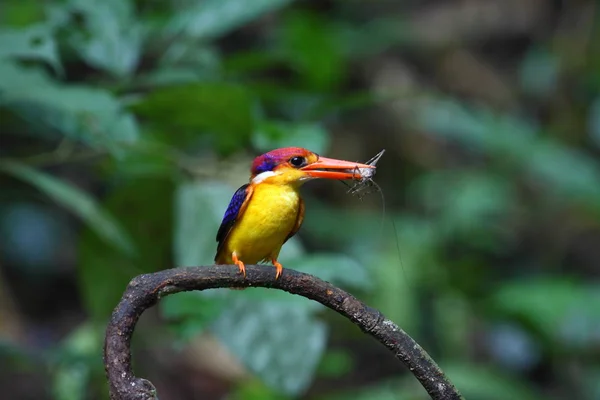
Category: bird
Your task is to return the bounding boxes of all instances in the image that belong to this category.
[214,147,375,279]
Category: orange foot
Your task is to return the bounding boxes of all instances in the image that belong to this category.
[232,252,246,277]
[271,258,283,280]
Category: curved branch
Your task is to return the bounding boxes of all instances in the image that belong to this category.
[104,265,463,400]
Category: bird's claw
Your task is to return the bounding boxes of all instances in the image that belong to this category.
[272,259,283,280]
[232,252,246,278]
[238,263,246,278]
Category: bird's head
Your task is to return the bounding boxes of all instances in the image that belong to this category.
[250,147,374,186]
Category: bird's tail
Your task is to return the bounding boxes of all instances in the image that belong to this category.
[214,250,229,265]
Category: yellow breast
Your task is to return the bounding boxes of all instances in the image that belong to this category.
[219,183,300,264]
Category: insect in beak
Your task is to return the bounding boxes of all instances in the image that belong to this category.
[345,149,385,197]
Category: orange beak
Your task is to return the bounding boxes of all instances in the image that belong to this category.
[300,156,375,180]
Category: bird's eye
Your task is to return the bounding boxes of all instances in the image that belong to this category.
[289,156,306,168]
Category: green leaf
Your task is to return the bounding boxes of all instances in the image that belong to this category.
[369,216,437,333]
[333,18,412,59]
[166,0,295,40]
[52,324,103,400]
[589,97,600,150]
[0,0,46,27]
[0,61,139,154]
[320,380,417,400]
[78,177,174,320]
[433,293,475,359]
[174,180,235,267]
[136,67,204,88]
[491,279,600,348]
[417,99,600,209]
[161,291,224,321]
[0,340,35,370]
[302,200,386,246]
[212,301,327,395]
[252,121,330,154]
[519,47,560,97]
[161,291,227,340]
[316,349,353,378]
[442,364,543,400]
[231,379,291,400]
[528,141,600,204]
[66,0,143,77]
[0,24,62,73]
[224,50,282,76]
[284,253,370,290]
[583,367,600,400]
[53,358,89,400]
[78,235,135,321]
[105,148,176,179]
[328,365,542,400]
[411,171,515,249]
[131,83,253,153]
[279,11,345,90]
[158,43,221,77]
[415,172,512,220]
[0,161,134,255]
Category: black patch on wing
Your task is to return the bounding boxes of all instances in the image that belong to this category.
[216,184,249,255]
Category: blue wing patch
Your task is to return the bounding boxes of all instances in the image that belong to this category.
[215,184,250,258]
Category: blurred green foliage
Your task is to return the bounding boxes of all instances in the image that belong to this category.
[1,0,600,400]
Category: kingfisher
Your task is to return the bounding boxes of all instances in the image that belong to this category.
[215,147,374,279]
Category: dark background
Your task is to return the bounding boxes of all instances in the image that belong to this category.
[1,0,600,399]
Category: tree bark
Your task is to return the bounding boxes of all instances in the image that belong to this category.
[104,265,464,400]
